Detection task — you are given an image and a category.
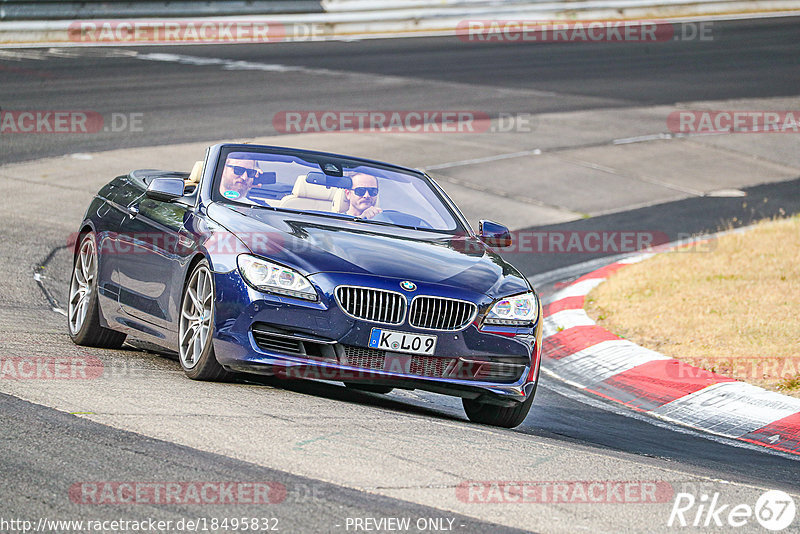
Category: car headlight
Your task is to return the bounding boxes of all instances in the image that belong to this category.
[237,255,317,301]
[484,292,539,326]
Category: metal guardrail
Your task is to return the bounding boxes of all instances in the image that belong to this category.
[321,0,548,11]
[2,0,798,44]
[0,1,324,21]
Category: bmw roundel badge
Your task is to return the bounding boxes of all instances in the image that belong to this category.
[400,281,416,291]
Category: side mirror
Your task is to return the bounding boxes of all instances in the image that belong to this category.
[146,178,185,202]
[479,220,512,248]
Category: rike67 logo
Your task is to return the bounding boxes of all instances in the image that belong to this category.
[668,490,796,531]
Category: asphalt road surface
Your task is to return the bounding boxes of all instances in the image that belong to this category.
[1,17,799,164]
[1,15,799,534]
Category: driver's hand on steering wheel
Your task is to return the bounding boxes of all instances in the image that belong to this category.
[360,206,383,219]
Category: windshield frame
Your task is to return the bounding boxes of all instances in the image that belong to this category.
[209,144,468,235]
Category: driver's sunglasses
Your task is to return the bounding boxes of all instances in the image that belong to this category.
[226,164,259,179]
[352,187,379,197]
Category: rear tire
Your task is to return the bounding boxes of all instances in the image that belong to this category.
[178,259,228,381]
[462,387,536,428]
[67,232,127,349]
[344,383,393,394]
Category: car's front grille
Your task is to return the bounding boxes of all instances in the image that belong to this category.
[406,355,454,378]
[335,286,406,325]
[252,330,304,354]
[340,345,490,380]
[409,297,476,331]
[473,362,525,382]
[340,345,386,370]
[340,345,455,378]
[250,324,337,361]
[250,324,524,383]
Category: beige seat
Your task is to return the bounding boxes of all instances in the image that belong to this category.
[331,188,350,213]
[186,161,204,184]
[184,160,204,193]
[279,174,345,212]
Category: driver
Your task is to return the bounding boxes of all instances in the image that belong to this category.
[345,173,383,219]
[219,156,260,201]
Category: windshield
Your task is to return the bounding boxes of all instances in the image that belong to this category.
[213,149,462,232]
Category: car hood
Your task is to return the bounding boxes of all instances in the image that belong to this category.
[207,204,530,298]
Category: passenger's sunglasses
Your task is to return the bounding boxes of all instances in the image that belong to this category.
[352,187,379,197]
[226,164,259,179]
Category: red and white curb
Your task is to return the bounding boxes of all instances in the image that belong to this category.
[541,255,800,456]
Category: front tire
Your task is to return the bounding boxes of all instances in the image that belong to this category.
[68,232,127,349]
[462,388,536,428]
[179,259,228,381]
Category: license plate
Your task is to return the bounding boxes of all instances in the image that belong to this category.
[368,328,437,356]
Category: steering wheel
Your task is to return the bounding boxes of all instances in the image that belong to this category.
[370,210,433,229]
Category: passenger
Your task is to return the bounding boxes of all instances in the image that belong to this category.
[345,173,383,219]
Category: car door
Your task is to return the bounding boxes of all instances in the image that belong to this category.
[115,185,197,331]
[90,177,137,320]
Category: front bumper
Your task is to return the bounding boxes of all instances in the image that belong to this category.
[211,270,542,405]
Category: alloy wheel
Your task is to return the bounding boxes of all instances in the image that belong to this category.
[179,264,214,369]
[68,236,96,334]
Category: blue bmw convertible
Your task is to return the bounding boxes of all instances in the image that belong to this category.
[68,143,543,427]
